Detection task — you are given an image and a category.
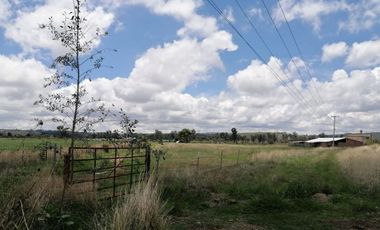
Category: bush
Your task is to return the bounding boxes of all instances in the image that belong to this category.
[98,178,168,230]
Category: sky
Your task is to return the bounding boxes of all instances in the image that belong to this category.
[0,0,380,134]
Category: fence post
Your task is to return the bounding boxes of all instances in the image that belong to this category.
[51,146,57,176]
[145,146,151,179]
[69,147,74,183]
[220,150,223,169]
[155,151,160,176]
[93,149,97,192]
[197,152,200,172]
[63,154,71,185]
[129,147,134,192]
[113,148,117,198]
[45,141,48,160]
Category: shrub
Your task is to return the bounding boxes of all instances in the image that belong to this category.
[98,178,168,230]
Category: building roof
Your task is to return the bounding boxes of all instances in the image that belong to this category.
[306,137,346,143]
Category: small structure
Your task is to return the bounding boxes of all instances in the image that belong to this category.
[345,132,372,144]
[288,140,305,147]
[305,137,364,147]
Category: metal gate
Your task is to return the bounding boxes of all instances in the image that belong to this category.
[63,145,151,199]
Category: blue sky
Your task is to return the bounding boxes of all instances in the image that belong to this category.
[1,0,380,134]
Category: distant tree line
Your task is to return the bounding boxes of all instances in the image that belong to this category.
[131,129,324,145]
[2,128,361,145]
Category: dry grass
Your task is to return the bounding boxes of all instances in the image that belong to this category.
[0,169,63,229]
[97,177,168,230]
[337,145,380,188]
[161,166,236,192]
[0,150,40,166]
[250,148,325,163]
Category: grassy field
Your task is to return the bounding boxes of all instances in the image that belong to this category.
[1,138,380,229]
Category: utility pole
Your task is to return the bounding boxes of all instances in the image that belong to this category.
[331,115,339,147]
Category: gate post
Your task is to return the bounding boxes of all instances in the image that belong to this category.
[145,145,151,179]
[63,154,71,185]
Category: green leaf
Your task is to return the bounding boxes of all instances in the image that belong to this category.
[65,221,75,226]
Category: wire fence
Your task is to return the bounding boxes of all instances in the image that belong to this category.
[156,149,260,174]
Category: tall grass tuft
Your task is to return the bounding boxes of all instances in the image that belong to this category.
[98,177,168,230]
[337,144,380,189]
[0,169,62,229]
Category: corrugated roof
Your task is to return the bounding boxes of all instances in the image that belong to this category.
[306,137,346,143]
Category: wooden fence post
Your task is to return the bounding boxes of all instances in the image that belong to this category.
[155,151,160,176]
[145,146,151,179]
[63,154,71,185]
[93,149,96,192]
[129,148,134,192]
[51,146,57,176]
[197,152,200,172]
[220,150,223,169]
[113,149,118,197]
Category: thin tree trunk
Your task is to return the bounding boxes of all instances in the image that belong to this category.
[70,0,81,152]
[62,0,81,212]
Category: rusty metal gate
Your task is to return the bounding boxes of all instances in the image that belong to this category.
[63,145,151,199]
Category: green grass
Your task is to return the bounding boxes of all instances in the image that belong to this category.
[161,147,380,229]
[0,137,72,152]
[154,142,296,170]
[2,139,380,229]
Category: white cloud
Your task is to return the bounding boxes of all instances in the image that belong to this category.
[339,0,380,33]
[2,0,380,134]
[346,39,380,68]
[0,55,52,129]
[272,0,348,32]
[273,0,380,34]
[126,0,218,38]
[321,42,348,62]
[113,37,235,102]
[222,6,235,23]
[3,0,115,56]
[2,52,380,134]
[249,7,264,21]
[331,69,348,81]
[227,58,282,95]
[0,0,11,25]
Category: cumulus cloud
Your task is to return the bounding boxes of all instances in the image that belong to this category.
[0,55,53,129]
[117,32,236,103]
[346,39,380,68]
[0,0,11,25]
[127,0,218,38]
[272,0,380,34]
[272,0,348,32]
[84,59,380,133]
[339,0,380,33]
[3,0,115,55]
[321,42,348,62]
[228,58,283,95]
[2,0,380,134]
[2,51,380,133]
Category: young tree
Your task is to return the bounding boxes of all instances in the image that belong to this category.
[35,0,116,151]
[154,129,164,144]
[231,128,238,144]
[178,128,193,143]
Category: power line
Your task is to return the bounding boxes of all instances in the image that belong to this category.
[233,0,317,116]
[276,0,326,111]
[206,0,316,115]
[260,0,323,112]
